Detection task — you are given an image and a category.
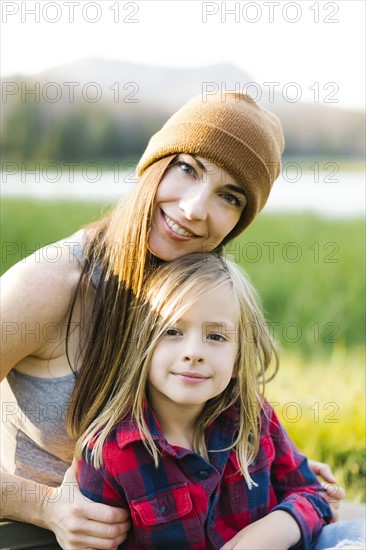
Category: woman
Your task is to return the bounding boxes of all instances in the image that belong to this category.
[0,92,343,549]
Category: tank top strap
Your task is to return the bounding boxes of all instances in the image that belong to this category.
[70,236,102,289]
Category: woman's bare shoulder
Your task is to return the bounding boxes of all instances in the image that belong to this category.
[1,230,85,303]
[0,230,88,379]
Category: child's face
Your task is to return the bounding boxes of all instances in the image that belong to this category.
[148,283,239,417]
[148,154,247,261]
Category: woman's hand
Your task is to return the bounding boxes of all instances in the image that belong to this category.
[42,460,131,549]
[308,459,346,521]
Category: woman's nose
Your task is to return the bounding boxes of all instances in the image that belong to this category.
[179,189,209,221]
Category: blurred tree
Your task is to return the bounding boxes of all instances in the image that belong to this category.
[1,82,364,162]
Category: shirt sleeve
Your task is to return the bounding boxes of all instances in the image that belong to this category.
[265,402,333,549]
[77,444,128,508]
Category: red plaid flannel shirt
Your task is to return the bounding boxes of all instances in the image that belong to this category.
[78,400,332,549]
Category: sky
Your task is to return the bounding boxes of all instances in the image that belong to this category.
[1,0,365,111]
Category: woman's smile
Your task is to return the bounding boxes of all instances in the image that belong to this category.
[161,210,199,239]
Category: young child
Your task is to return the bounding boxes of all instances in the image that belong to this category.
[77,254,363,550]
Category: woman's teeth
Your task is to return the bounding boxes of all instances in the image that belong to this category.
[164,214,196,237]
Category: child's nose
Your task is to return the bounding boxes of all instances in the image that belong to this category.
[181,337,205,363]
[182,352,204,364]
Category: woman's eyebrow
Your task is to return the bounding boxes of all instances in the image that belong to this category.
[225,183,246,197]
[179,154,207,173]
[184,155,246,196]
[191,156,207,172]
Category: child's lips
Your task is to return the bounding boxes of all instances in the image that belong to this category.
[173,372,210,383]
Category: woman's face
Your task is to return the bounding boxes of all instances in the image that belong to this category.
[149,155,247,261]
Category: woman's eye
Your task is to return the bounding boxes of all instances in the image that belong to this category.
[177,161,195,176]
[222,193,242,206]
[207,333,227,343]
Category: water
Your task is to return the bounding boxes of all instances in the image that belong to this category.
[1,168,365,218]
[1,166,136,201]
[266,171,365,218]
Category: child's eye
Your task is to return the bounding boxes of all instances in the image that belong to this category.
[164,328,181,337]
[207,333,227,343]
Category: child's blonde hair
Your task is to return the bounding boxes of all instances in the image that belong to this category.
[77,253,278,488]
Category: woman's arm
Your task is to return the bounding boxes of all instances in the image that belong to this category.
[1,463,130,549]
[1,240,131,547]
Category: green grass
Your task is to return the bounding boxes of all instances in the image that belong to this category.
[1,198,113,273]
[267,349,365,503]
[230,213,365,355]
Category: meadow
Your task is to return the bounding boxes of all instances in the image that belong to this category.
[1,198,365,501]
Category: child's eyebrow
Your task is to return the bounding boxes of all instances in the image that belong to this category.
[204,321,238,330]
[168,320,237,329]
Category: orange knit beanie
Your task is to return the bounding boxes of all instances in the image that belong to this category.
[138,92,285,235]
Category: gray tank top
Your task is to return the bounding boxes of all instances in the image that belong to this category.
[1,241,101,486]
[1,371,76,486]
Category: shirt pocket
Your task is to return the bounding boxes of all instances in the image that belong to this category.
[129,483,202,549]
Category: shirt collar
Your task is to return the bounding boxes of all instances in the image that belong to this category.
[115,399,238,457]
[115,401,177,455]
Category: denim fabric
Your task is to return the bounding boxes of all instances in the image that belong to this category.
[313,519,365,549]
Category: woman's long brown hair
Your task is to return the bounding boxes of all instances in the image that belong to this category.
[65,153,257,437]
[66,156,177,437]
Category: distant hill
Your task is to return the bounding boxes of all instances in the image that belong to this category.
[40,58,252,110]
[1,58,365,160]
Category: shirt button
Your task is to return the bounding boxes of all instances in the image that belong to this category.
[199,470,209,480]
[159,504,168,515]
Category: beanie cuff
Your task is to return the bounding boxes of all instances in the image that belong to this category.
[138,121,273,224]
[137,92,284,236]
